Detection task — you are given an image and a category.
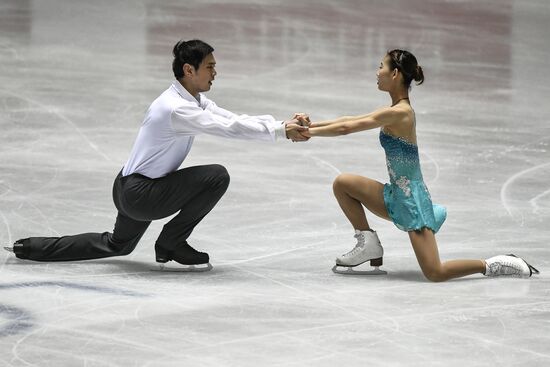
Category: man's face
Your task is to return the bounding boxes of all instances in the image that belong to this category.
[189,53,217,93]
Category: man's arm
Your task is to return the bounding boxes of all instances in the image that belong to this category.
[172,100,308,142]
[203,98,309,141]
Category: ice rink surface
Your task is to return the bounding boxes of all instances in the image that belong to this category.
[1,0,549,366]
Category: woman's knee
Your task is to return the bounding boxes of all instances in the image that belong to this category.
[422,266,447,282]
[333,173,354,194]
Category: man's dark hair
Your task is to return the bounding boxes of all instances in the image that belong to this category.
[172,39,214,79]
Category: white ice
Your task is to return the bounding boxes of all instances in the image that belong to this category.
[1,0,549,366]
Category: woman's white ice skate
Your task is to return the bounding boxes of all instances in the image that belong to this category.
[484,254,539,278]
[332,230,387,275]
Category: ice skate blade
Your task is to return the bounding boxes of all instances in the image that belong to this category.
[151,262,213,272]
[528,264,540,275]
[332,265,387,275]
[3,246,14,253]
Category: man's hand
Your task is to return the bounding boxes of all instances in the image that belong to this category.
[284,119,309,142]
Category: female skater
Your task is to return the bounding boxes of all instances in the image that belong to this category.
[301,49,538,281]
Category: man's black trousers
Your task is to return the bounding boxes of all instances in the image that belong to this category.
[16,164,230,261]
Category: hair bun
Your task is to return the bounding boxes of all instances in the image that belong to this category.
[414,65,424,85]
[387,49,425,88]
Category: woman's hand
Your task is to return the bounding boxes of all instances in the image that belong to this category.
[293,113,311,127]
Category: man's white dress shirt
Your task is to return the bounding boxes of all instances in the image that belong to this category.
[122,81,286,179]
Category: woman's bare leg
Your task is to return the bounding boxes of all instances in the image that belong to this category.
[332,173,485,280]
[332,174,390,230]
[409,228,485,282]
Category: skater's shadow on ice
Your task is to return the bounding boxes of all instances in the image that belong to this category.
[87,259,221,276]
[387,270,486,283]
[91,259,161,272]
[382,270,426,282]
[88,259,217,275]
[4,257,210,275]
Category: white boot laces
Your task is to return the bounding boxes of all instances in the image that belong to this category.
[489,260,521,276]
[343,233,365,258]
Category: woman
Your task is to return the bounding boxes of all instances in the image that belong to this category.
[301,49,538,281]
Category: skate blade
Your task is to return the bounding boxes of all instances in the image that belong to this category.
[151,263,213,272]
[525,262,540,276]
[3,246,14,253]
[332,265,387,275]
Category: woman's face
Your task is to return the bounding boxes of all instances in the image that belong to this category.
[376,56,394,91]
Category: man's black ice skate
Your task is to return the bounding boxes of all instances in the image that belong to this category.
[3,240,28,259]
[153,242,212,272]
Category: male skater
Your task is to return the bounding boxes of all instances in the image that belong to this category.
[4,39,308,271]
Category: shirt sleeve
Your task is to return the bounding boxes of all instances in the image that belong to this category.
[171,98,286,142]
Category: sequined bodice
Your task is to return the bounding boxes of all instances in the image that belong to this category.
[379,130,424,196]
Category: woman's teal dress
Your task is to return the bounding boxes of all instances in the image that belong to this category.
[380,130,446,233]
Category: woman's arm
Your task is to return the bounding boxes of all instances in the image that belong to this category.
[304,107,408,137]
[309,115,351,128]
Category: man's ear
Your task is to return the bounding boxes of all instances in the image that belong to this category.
[183,63,195,78]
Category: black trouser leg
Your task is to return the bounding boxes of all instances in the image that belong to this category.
[108,212,151,256]
[19,218,149,261]
[16,172,151,262]
[17,216,150,261]
[119,164,230,252]
[154,165,230,251]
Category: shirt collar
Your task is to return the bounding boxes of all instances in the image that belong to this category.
[172,81,201,105]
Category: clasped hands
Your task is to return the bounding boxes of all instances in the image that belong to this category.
[284,113,312,142]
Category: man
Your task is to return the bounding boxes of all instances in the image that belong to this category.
[4,39,309,271]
